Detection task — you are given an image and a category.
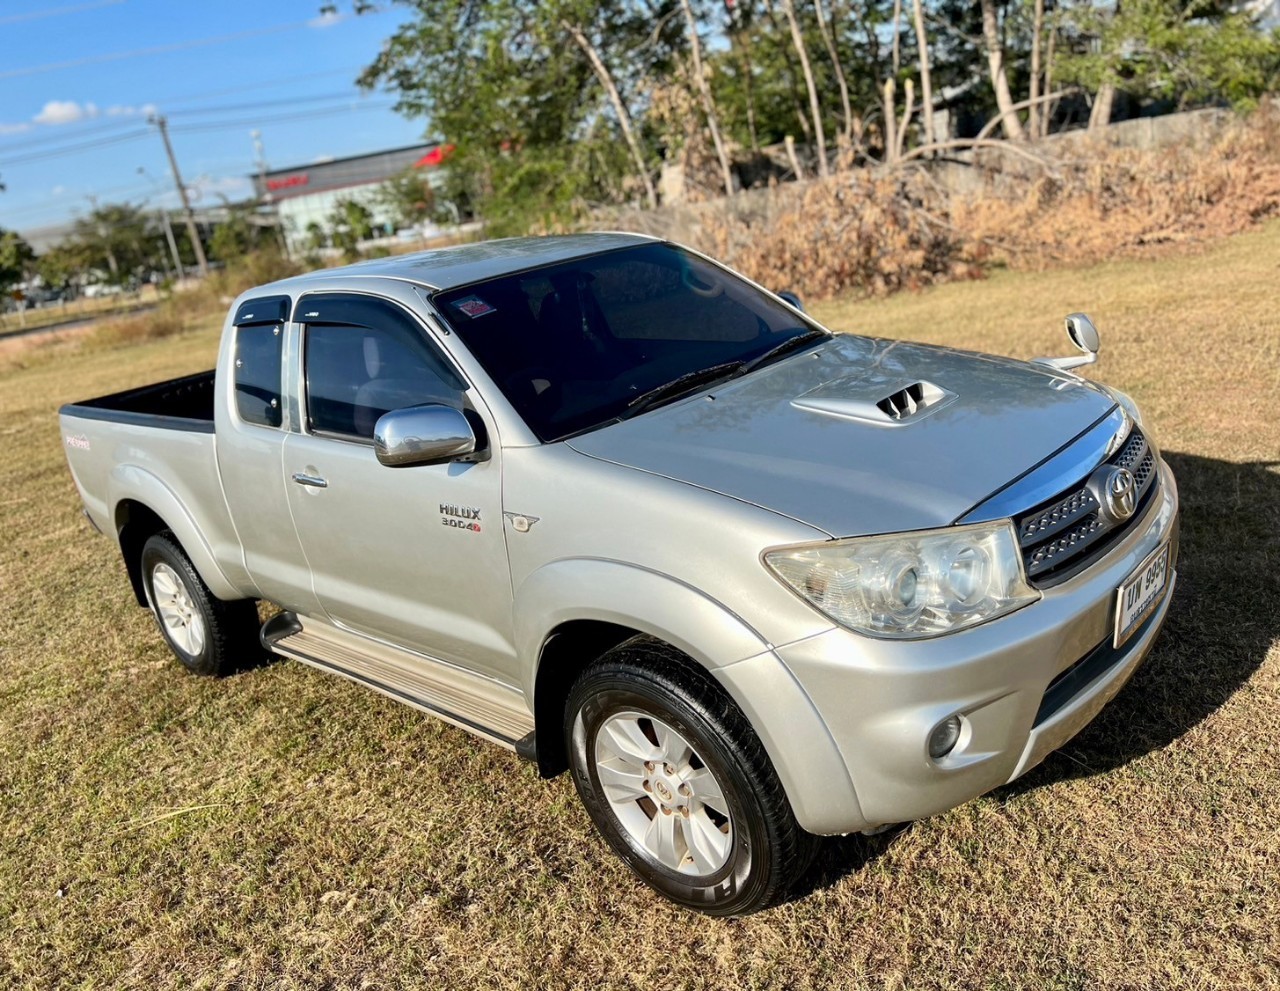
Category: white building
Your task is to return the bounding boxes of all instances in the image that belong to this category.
[253,143,452,253]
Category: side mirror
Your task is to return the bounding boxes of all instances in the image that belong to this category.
[1031,312,1101,373]
[374,404,480,467]
[777,290,806,313]
[1065,312,1100,355]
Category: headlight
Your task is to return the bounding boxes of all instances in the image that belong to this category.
[763,520,1039,639]
[1100,384,1143,428]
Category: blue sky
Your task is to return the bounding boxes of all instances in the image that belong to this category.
[0,0,428,236]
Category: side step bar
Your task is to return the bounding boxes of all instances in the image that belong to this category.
[262,612,536,757]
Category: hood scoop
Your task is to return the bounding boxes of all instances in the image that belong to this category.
[792,378,956,426]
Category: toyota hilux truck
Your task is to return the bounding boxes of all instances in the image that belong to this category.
[60,233,1179,915]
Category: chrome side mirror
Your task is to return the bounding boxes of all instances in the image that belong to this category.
[1065,313,1100,355]
[1031,312,1101,373]
[374,404,480,467]
[777,290,806,313]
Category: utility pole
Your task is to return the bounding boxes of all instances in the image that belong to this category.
[158,209,183,278]
[149,114,209,277]
[252,129,289,258]
[137,166,185,277]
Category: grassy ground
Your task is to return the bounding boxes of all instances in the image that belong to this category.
[2,226,1278,990]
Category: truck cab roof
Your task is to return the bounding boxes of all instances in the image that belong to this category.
[258,232,659,294]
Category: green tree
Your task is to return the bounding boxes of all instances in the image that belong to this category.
[328,198,375,259]
[1057,1,1280,118]
[305,221,328,252]
[0,228,36,296]
[34,243,85,294]
[374,167,437,228]
[68,203,166,285]
[356,0,675,233]
[208,203,265,262]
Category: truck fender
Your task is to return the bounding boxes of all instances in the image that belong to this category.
[515,558,865,834]
[109,464,242,602]
[515,558,768,691]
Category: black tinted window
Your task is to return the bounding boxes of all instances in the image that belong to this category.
[433,243,821,441]
[302,297,465,440]
[234,324,283,428]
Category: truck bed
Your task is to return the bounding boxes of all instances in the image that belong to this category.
[59,369,216,433]
[58,369,243,593]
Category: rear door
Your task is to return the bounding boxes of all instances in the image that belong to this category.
[216,295,320,615]
[280,291,518,684]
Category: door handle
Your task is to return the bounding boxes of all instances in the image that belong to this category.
[292,472,328,489]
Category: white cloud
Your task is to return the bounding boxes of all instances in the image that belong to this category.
[0,121,33,135]
[51,185,67,196]
[105,102,156,118]
[312,154,335,164]
[308,10,343,28]
[33,100,99,125]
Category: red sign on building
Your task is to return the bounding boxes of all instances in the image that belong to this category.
[266,173,310,192]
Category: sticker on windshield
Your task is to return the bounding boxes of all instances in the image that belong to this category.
[452,295,496,319]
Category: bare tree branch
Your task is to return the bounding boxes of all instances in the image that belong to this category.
[563,20,658,209]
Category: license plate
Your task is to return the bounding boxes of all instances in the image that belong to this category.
[1114,540,1171,648]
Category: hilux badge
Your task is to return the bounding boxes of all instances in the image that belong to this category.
[440,504,482,532]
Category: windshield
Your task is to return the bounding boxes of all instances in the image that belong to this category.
[432,242,827,442]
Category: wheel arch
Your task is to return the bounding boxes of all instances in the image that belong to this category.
[518,559,865,833]
[116,499,169,606]
[110,466,241,605]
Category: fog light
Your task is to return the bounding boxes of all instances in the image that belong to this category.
[928,715,963,760]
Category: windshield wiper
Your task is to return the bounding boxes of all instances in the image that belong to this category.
[623,360,746,417]
[740,329,829,375]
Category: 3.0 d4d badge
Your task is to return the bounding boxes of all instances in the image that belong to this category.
[440,504,482,532]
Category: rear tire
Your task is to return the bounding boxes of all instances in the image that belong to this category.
[140,533,262,676]
[564,637,818,916]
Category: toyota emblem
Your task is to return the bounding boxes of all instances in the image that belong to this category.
[1105,467,1137,521]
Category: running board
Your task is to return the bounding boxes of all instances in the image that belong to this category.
[261,612,536,754]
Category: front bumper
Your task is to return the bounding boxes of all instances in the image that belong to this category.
[774,458,1180,834]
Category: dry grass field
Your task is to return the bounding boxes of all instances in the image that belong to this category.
[2,224,1278,990]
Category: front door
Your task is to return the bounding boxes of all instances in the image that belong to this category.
[281,291,517,684]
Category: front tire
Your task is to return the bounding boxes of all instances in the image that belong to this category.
[565,637,817,916]
[140,533,261,676]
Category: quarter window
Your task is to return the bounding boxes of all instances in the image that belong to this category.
[234,323,284,428]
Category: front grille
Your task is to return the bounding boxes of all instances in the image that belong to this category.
[1014,427,1158,587]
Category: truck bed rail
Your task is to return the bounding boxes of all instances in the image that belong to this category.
[59,369,216,433]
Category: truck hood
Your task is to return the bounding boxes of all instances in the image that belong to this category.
[566,335,1117,537]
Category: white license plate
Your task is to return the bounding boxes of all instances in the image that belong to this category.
[1114,540,1171,648]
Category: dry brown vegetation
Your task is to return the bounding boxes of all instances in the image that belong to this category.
[1,214,1277,988]
[688,109,1280,301]
[86,305,188,349]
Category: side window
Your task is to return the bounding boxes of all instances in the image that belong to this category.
[301,296,465,441]
[234,324,284,427]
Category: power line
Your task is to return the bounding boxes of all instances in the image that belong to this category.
[0,117,145,154]
[167,90,383,118]
[0,0,124,27]
[0,89,389,154]
[168,102,397,135]
[0,21,315,80]
[142,66,366,108]
[0,129,151,167]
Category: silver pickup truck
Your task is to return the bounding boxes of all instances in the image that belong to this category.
[60,233,1179,915]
